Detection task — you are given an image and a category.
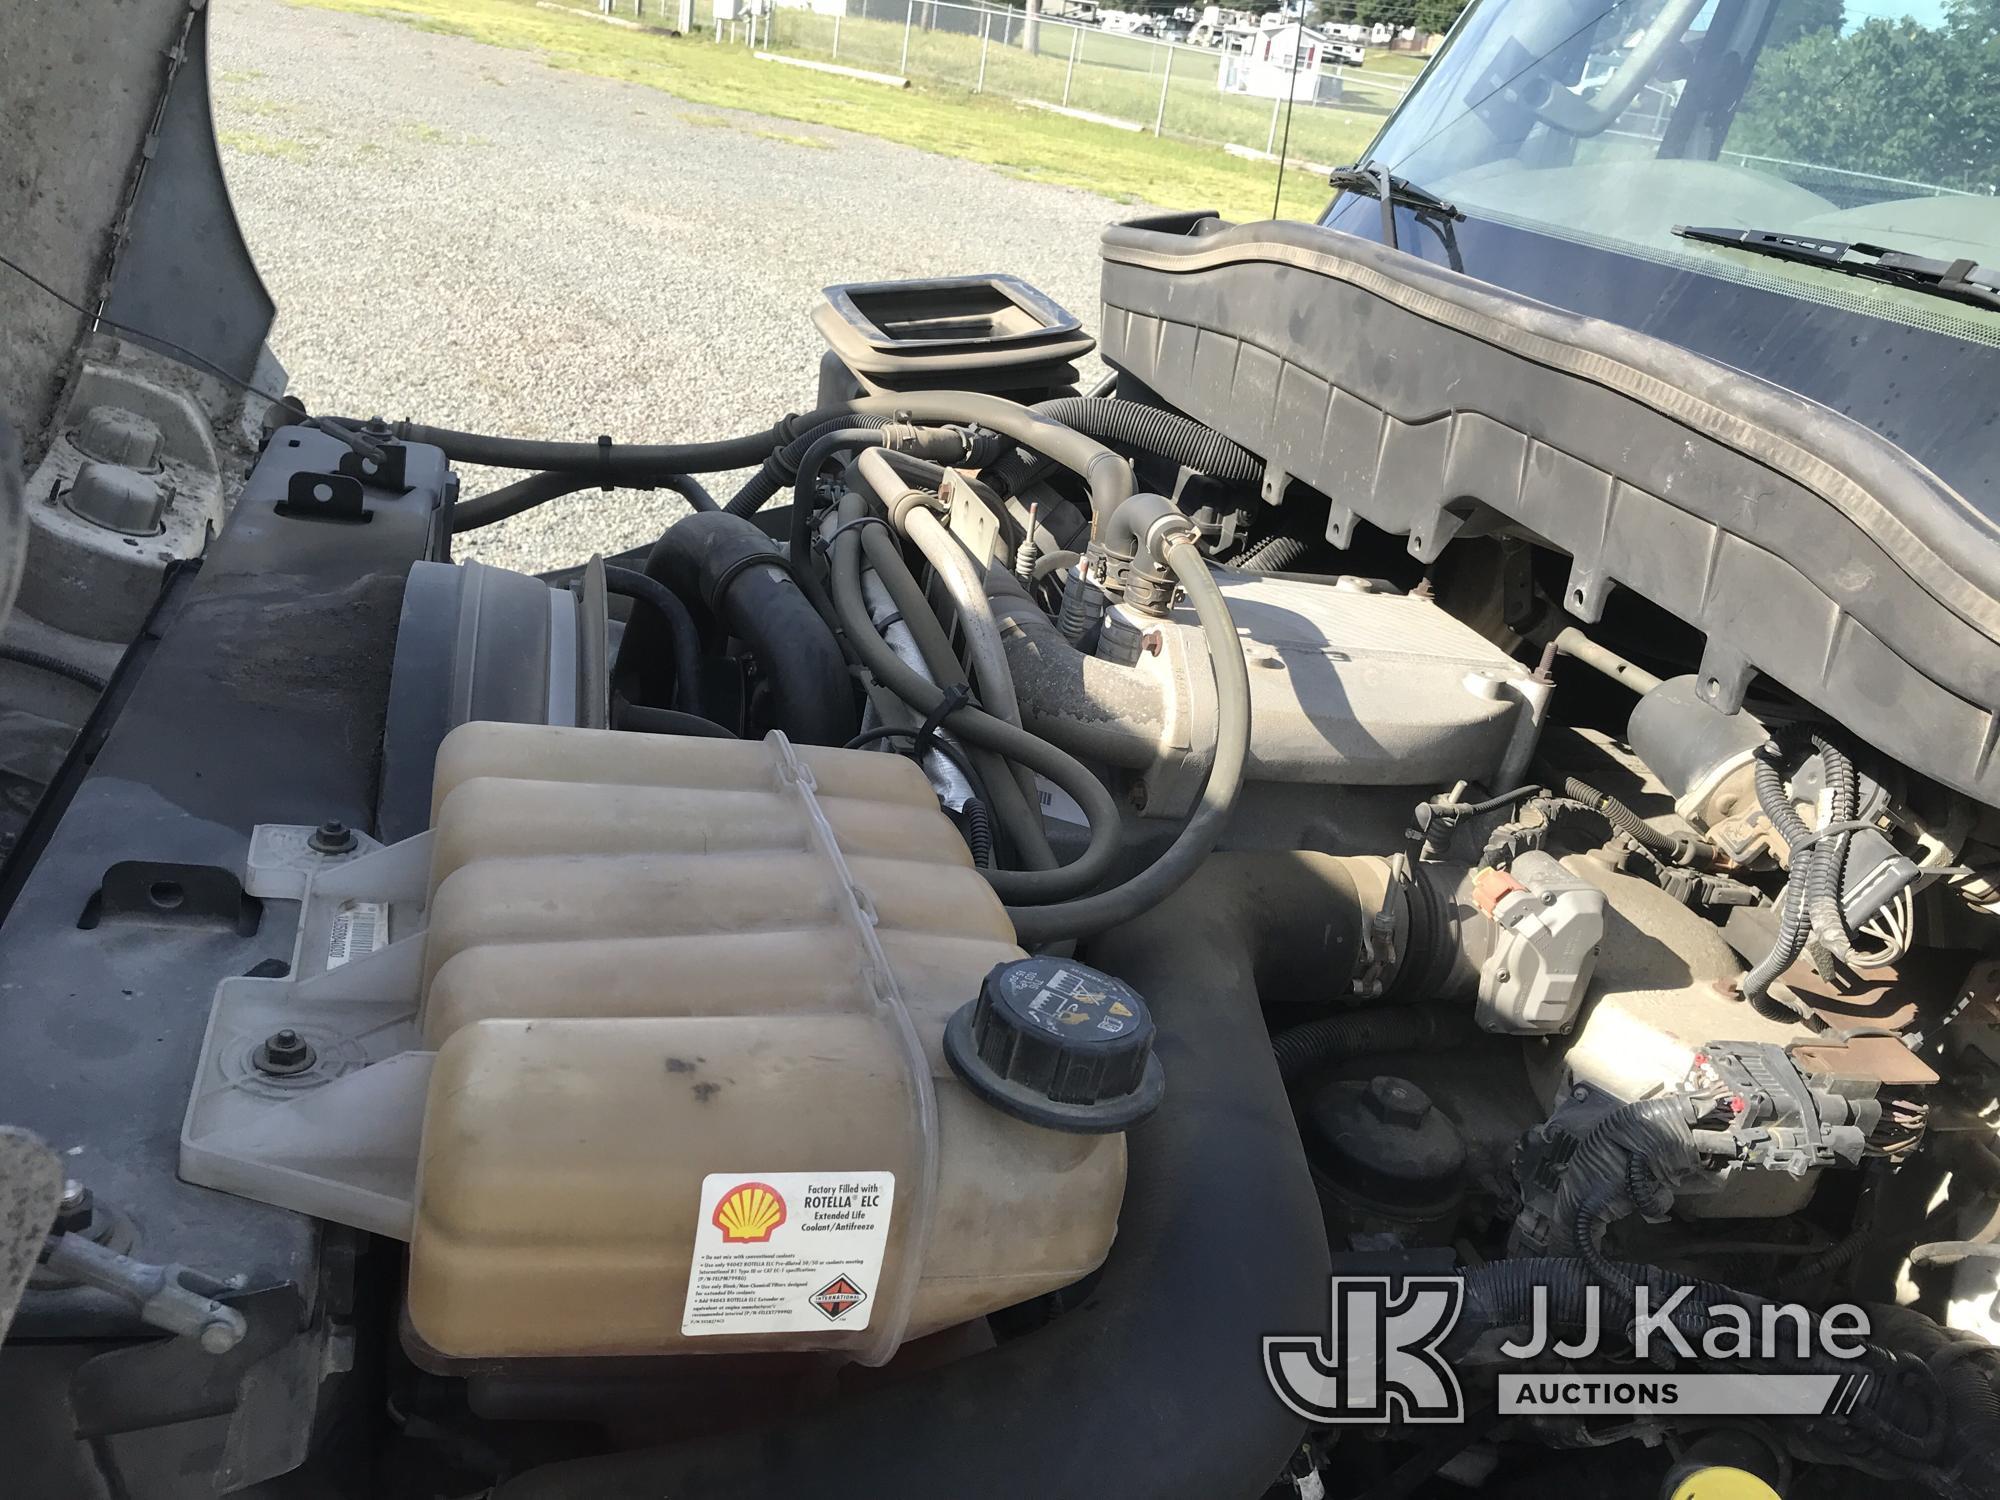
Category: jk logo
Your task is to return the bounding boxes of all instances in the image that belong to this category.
[1263,1276,1466,1424]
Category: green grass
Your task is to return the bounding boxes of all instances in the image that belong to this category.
[741,3,1390,167]
[397,119,489,146]
[1353,51,1429,79]
[219,126,315,160]
[288,0,1373,219]
[755,128,834,148]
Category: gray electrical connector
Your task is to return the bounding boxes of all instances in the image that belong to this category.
[1466,852,1606,1035]
[1684,1041,1883,1177]
[1841,825,1921,929]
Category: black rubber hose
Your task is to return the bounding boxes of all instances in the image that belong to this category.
[991,397,1264,498]
[614,704,738,739]
[725,415,897,518]
[603,565,705,719]
[453,470,587,530]
[849,516,1057,876]
[837,392,1134,541]
[829,493,1123,903]
[407,394,1129,534]
[649,511,858,747]
[848,447,1060,847]
[454,471,717,532]
[1272,1002,1478,1084]
[1004,532,1252,946]
[668,473,718,513]
[0,645,107,693]
[1237,533,1309,572]
[490,852,1336,1500]
[394,410,849,478]
[786,427,886,581]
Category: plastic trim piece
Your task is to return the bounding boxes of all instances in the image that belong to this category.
[1097,215,2000,804]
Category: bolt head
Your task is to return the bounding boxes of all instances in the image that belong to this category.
[309,820,358,855]
[254,1028,316,1076]
[1363,1075,1431,1128]
[53,1179,95,1235]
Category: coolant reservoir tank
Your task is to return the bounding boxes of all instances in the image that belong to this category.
[406,723,1125,1364]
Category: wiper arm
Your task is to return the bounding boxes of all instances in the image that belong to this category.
[1672,225,2000,313]
[1328,161,1464,255]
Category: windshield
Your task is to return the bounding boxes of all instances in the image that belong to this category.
[1357,0,2000,335]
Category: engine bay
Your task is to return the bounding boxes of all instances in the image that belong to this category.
[5,213,2000,1500]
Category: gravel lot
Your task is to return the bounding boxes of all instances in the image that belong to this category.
[213,0,1141,572]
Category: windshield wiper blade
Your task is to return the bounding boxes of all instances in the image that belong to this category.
[1329,161,1464,222]
[1672,225,2000,313]
[1328,161,1464,260]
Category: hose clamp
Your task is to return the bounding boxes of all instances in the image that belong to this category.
[1144,515,1201,567]
[1353,863,1411,1000]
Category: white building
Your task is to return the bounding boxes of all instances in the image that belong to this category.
[1217,20,1331,100]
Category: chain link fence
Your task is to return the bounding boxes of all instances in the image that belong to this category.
[661,0,1408,170]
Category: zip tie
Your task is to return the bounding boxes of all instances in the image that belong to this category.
[597,434,614,493]
[1787,818,1877,852]
[910,682,971,764]
[708,547,807,611]
[817,513,894,555]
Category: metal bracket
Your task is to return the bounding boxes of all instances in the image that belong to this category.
[337,441,409,493]
[81,860,262,936]
[276,470,372,525]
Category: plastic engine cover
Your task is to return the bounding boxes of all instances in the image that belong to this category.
[1096,571,1542,816]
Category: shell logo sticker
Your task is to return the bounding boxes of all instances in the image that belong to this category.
[712,1181,787,1243]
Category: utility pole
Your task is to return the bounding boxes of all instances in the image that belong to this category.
[1023,0,1041,53]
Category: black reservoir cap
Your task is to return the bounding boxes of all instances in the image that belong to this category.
[943,957,1165,1134]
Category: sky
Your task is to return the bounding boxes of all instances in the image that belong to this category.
[1839,0,1950,27]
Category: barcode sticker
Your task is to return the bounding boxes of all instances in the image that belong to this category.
[1033,774,1090,827]
[326,899,388,970]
